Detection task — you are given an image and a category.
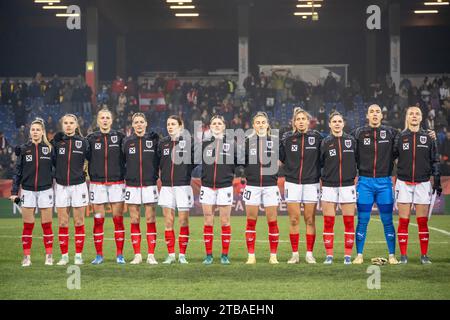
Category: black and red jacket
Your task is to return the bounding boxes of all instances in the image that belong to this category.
[279,130,322,184]
[157,135,195,187]
[320,133,357,187]
[86,130,125,184]
[351,125,399,178]
[51,133,89,186]
[244,134,279,187]
[122,132,160,187]
[393,129,440,183]
[201,135,237,189]
[11,142,54,195]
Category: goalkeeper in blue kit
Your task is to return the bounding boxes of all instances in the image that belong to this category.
[351,104,435,264]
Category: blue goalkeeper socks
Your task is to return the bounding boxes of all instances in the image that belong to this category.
[378,203,395,255]
[355,204,372,254]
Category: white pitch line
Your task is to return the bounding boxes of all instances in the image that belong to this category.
[373,218,450,236]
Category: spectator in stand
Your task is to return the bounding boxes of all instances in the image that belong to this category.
[16,125,28,146]
[284,71,295,102]
[292,76,307,104]
[14,100,27,128]
[165,74,179,96]
[243,73,256,99]
[125,76,138,98]
[316,105,327,133]
[440,81,449,105]
[139,78,150,93]
[117,92,127,115]
[424,109,435,131]
[97,85,110,106]
[324,71,337,102]
[154,74,166,92]
[439,129,450,176]
[71,83,83,115]
[1,78,12,105]
[0,148,11,170]
[390,112,402,130]
[435,110,448,133]
[61,81,74,114]
[111,75,125,103]
[81,82,93,116]
[271,70,285,103]
[46,116,57,133]
[0,132,8,151]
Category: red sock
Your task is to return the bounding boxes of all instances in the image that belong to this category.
[306,233,316,252]
[93,215,104,256]
[146,222,157,254]
[397,218,410,256]
[290,233,299,253]
[41,222,53,255]
[221,225,231,255]
[417,217,429,255]
[165,230,175,254]
[179,226,190,255]
[74,225,85,254]
[130,223,141,254]
[268,220,279,254]
[59,226,69,255]
[203,225,214,255]
[245,219,257,254]
[323,216,335,256]
[113,216,125,256]
[343,215,355,256]
[22,222,34,256]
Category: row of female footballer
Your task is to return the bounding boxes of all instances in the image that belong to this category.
[11,104,441,267]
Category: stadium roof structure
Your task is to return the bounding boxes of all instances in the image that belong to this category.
[1,0,449,32]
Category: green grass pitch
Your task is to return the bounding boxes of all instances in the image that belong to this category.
[1,215,450,300]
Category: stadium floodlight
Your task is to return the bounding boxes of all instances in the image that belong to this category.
[56,13,80,17]
[175,13,199,17]
[414,9,439,13]
[424,2,449,5]
[166,0,193,3]
[297,4,322,7]
[43,6,68,9]
[170,5,196,9]
[294,12,318,15]
[34,0,61,3]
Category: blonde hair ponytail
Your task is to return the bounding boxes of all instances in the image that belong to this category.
[31,118,52,151]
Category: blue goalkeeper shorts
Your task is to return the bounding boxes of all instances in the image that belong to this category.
[357,176,394,206]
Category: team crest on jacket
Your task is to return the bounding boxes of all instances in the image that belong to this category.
[380,130,386,139]
[223,143,230,152]
[308,137,315,145]
[111,136,118,143]
[42,147,49,155]
[95,143,101,150]
[345,140,352,148]
[266,141,273,149]
[146,140,153,149]
[179,140,186,149]
[291,145,298,152]
[75,141,82,149]
[420,136,427,144]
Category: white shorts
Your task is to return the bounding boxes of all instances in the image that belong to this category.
[125,185,159,205]
[395,180,432,205]
[243,185,281,207]
[158,186,193,211]
[284,181,320,203]
[321,185,356,204]
[20,188,54,209]
[199,186,233,206]
[89,183,125,204]
[55,183,89,208]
